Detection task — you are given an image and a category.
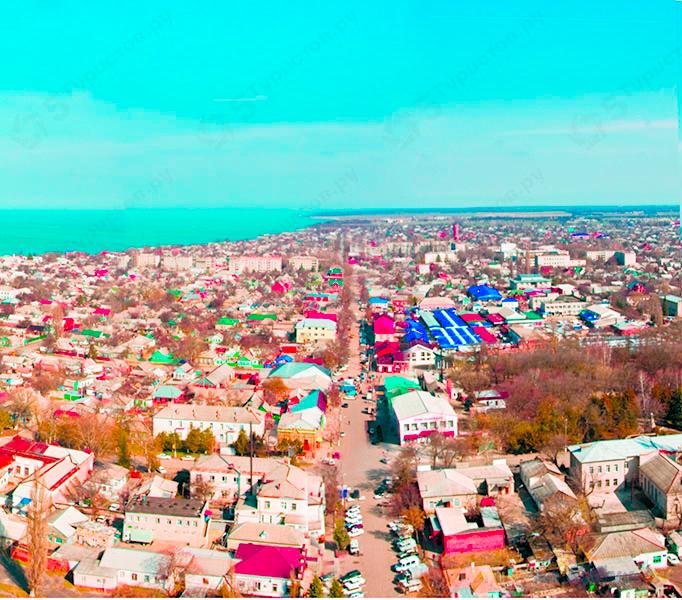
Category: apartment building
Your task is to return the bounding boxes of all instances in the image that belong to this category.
[122,497,210,546]
[152,404,265,446]
[228,255,283,274]
[294,318,337,343]
[288,255,319,271]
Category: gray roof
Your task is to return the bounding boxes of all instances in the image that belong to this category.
[126,496,206,518]
[391,390,456,421]
[640,453,682,493]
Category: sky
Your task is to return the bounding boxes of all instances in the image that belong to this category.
[0,0,680,210]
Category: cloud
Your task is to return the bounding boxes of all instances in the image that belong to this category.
[0,90,678,209]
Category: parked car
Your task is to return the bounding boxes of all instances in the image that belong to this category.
[348,526,364,537]
[349,539,360,555]
[340,571,364,585]
[343,577,365,591]
[181,455,194,461]
[393,555,420,573]
[341,403,349,408]
[108,503,120,512]
[398,579,423,593]
[156,466,167,474]
[157,453,170,460]
[668,554,680,565]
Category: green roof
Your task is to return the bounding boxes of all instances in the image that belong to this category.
[523,311,543,321]
[247,313,277,321]
[150,350,179,364]
[217,317,240,326]
[80,329,103,338]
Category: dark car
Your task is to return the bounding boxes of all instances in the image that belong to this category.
[341,403,349,408]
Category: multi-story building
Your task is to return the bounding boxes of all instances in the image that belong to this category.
[122,497,210,546]
[152,404,265,446]
[568,434,682,496]
[535,294,588,317]
[294,318,336,343]
[288,255,319,271]
[228,255,283,274]
[391,390,458,445]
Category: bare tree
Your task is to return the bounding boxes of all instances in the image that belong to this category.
[26,476,49,597]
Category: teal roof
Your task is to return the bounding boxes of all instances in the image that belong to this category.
[153,385,183,399]
[568,434,682,464]
[269,362,330,379]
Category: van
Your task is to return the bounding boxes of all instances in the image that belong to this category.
[396,538,417,552]
[394,555,420,573]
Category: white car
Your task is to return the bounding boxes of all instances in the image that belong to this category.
[668,553,680,565]
[157,453,170,460]
[156,466,167,474]
[343,577,366,589]
[349,539,360,555]
[108,503,120,512]
[348,527,364,537]
[181,455,194,461]
[346,519,363,528]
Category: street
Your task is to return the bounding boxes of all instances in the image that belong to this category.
[334,284,402,597]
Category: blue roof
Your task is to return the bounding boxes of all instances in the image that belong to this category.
[467,285,503,301]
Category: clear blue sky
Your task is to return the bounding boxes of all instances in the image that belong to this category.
[1,0,679,209]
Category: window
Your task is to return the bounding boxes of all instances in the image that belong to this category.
[403,424,409,431]
[193,521,198,527]
[598,466,602,473]
[606,465,610,473]
[605,479,610,486]
[613,479,617,486]
[292,503,297,511]
[265,501,271,509]
[132,573,138,581]
[589,466,594,474]
[614,465,618,472]
[144,575,150,583]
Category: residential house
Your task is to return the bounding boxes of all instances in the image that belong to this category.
[225,522,306,552]
[232,543,306,598]
[294,318,337,344]
[73,547,175,592]
[267,362,332,392]
[639,453,682,521]
[443,564,502,598]
[122,497,210,547]
[175,547,232,594]
[0,436,94,509]
[432,504,505,555]
[190,455,279,504]
[152,404,265,446]
[583,528,668,570]
[519,458,576,511]
[417,469,478,515]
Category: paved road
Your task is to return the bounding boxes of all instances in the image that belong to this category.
[334,281,402,598]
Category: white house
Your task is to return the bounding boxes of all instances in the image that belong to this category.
[73,547,175,592]
[153,404,265,445]
[404,344,437,368]
[295,318,336,344]
[391,390,457,445]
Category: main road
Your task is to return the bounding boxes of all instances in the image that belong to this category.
[335,278,401,598]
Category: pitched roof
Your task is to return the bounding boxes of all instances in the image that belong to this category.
[233,543,304,579]
[391,391,456,421]
[417,468,477,499]
[586,528,665,561]
[640,453,682,493]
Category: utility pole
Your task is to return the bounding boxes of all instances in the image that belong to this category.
[249,421,253,497]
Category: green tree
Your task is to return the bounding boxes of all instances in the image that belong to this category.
[233,429,250,456]
[333,519,350,552]
[667,390,682,429]
[308,575,324,598]
[329,579,344,598]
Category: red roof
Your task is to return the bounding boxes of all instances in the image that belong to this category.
[234,544,305,579]
[373,315,395,335]
[472,326,497,344]
[459,313,485,323]
[485,314,505,325]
